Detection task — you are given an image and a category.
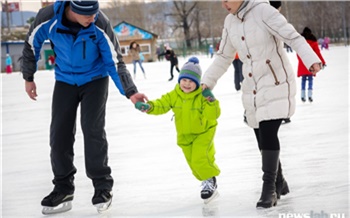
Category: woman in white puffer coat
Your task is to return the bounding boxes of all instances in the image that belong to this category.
[202,0,322,209]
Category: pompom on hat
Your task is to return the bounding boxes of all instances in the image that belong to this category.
[178,57,202,89]
[70,0,99,15]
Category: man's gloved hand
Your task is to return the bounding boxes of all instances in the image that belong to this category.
[202,89,216,102]
[135,102,150,112]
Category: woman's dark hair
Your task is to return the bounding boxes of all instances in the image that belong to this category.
[270,1,282,10]
[129,41,137,49]
[301,27,317,41]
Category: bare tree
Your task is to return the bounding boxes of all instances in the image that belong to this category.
[164,1,197,48]
[99,1,349,49]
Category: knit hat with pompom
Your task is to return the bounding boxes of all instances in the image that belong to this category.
[178,57,202,89]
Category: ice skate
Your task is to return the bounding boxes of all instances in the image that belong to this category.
[308,90,313,103]
[41,191,74,215]
[92,190,113,213]
[201,177,219,204]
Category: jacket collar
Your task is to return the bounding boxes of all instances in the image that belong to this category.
[237,0,269,21]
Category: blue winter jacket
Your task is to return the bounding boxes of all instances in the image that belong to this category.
[21,1,137,98]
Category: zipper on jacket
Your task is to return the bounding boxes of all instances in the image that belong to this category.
[82,39,86,60]
[266,59,280,85]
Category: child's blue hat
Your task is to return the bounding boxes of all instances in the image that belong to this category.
[178,57,202,89]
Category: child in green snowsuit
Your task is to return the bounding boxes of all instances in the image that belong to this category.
[135,57,221,203]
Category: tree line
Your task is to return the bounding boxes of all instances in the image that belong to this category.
[102,1,350,49]
[2,1,348,48]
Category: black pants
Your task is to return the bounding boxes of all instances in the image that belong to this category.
[170,62,180,79]
[50,77,113,193]
[253,119,282,151]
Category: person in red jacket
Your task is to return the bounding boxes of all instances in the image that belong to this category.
[297,27,326,102]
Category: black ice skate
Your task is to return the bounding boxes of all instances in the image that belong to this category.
[41,191,74,215]
[308,90,313,103]
[92,189,113,213]
[201,177,219,204]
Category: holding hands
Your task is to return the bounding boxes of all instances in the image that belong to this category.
[130,93,148,104]
[135,102,151,112]
[309,63,322,76]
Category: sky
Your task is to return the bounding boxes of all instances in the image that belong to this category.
[1,46,349,217]
[5,0,111,12]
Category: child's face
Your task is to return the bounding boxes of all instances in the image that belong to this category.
[179,78,197,93]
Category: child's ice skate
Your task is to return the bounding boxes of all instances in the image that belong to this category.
[201,177,219,204]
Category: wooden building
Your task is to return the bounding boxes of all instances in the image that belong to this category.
[113,21,158,63]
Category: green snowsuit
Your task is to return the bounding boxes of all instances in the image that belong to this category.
[147,84,221,181]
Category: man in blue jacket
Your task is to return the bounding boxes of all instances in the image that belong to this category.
[21,0,147,214]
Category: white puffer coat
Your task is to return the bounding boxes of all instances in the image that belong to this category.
[202,0,321,128]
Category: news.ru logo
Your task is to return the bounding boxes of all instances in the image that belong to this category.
[278,210,346,218]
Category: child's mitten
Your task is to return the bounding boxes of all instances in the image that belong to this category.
[135,102,150,111]
[202,89,216,102]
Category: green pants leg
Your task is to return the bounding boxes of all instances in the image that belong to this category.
[178,128,220,181]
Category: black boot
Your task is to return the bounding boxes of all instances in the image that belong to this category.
[256,150,279,208]
[276,161,290,199]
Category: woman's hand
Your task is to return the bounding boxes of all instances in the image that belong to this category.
[309,63,322,76]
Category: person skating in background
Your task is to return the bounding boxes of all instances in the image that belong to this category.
[215,41,220,52]
[159,44,180,81]
[47,54,56,70]
[135,57,221,204]
[6,53,13,74]
[21,0,147,214]
[156,45,163,62]
[202,0,322,208]
[129,41,146,79]
[209,44,214,58]
[232,52,243,91]
[322,36,330,50]
[284,43,293,53]
[297,27,326,103]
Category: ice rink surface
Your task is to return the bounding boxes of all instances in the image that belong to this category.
[1,46,349,217]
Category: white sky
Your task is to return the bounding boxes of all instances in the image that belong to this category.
[5,0,111,12]
[1,46,349,217]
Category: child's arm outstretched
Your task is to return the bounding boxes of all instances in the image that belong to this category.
[134,91,174,115]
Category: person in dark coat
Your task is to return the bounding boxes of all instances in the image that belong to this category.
[159,44,180,81]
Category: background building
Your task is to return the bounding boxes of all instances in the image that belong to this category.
[114,21,158,63]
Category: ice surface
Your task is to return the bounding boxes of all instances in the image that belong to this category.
[1,46,349,217]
